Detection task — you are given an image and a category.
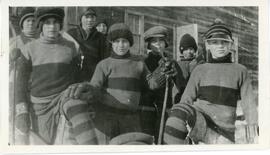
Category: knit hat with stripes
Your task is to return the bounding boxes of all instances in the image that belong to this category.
[204,18,233,41]
[107,23,134,46]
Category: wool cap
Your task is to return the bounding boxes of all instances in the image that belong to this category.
[81,7,97,17]
[144,26,168,48]
[35,7,65,28]
[19,7,36,29]
[179,34,198,54]
[107,23,134,46]
[204,18,233,41]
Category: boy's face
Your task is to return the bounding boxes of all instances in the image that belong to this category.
[42,17,61,39]
[182,47,196,59]
[112,38,130,56]
[22,16,36,34]
[96,23,107,34]
[206,39,232,59]
[81,14,96,31]
[149,37,166,53]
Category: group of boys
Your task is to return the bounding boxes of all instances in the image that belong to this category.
[10,7,258,145]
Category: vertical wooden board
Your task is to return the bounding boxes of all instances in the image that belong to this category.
[176,24,198,61]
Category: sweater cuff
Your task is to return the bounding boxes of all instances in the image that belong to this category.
[16,102,28,116]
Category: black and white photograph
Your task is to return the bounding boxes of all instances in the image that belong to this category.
[1,0,269,153]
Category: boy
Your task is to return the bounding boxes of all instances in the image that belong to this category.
[173,33,204,104]
[163,19,258,144]
[65,23,173,144]
[140,26,181,143]
[15,7,97,145]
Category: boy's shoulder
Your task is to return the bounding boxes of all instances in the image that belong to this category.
[129,54,146,62]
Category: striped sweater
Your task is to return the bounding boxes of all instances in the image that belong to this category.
[90,52,160,110]
[16,33,80,103]
[179,62,258,131]
[15,33,96,144]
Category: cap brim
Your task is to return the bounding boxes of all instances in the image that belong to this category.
[205,38,233,42]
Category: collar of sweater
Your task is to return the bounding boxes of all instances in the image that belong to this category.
[80,26,97,40]
[20,32,38,44]
[21,31,37,39]
[110,51,131,59]
[209,53,232,63]
[39,32,62,44]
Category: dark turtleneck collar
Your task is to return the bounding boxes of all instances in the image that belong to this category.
[209,53,232,63]
[110,51,131,59]
[80,26,97,40]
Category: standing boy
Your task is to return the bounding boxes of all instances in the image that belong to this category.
[15,7,97,145]
[65,23,173,144]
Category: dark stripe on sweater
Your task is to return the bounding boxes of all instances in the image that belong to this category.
[164,125,187,140]
[107,77,142,92]
[66,104,89,120]
[72,120,95,136]
[31,63,74,97]
[198,86,239,107]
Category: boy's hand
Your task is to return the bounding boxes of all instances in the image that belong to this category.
[159,58,178,78]
[64,82,90,99]
[15,102,30,145]
[246,125,259,144]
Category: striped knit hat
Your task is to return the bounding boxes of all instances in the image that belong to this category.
[107,23,134,46]
[19,7,36,29]
[204,18,233,41]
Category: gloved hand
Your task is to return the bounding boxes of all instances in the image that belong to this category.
[63,82,97,101]
[15,102,30,145]
[159,58,178,78]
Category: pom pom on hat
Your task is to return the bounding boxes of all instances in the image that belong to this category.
[19,7,36,29]
[179,34,198,54]
[107,23,134,46]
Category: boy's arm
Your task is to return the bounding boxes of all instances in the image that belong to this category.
[179,67,200,105]
[14,48,32,144]
[239,69,258,143]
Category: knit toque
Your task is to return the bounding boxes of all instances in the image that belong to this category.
[107,23,134,46]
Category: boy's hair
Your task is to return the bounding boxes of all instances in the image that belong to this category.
[107,23,134,46]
